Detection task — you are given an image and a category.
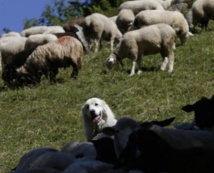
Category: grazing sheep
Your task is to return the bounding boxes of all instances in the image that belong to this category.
[182,95,214,130]
[14,36,83,85]
[24,34,58,50]
[119,0,165,15]
[102,117,175,158]
[129,10,192,45]
[116,9,135,34]
[116,123,214,173]
[2,48,35,85]
[82,13,122,52]
[54,28,89,53]
[106,24,176,76]
[81,97,117,141]
[186,0,214,31]
[0,37,27,69]
[13,147,75,171]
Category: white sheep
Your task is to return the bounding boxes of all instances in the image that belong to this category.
[129,10,192,45]
[14,36,83,85]
[119,0,165,15]
[20,26,49,37]
[0,37,27,69]
[106,23,176,76]
[186,0,214,31]
[116,9,135,34]
[43,26,65,34]
[20,26,65,37]
[83,13,122,53]
[1,31,21,38]
[24,34,58,50]
[135,0,185,10]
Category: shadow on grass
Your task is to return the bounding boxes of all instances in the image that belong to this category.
[0,77,70,91]
[125,66,160,74]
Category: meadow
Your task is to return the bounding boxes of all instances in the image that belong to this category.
[1,23,214,172]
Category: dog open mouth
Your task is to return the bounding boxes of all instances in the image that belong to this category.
[92,115,101,123]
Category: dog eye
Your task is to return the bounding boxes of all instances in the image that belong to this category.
[86,105,89,109]
[95,103,98,106]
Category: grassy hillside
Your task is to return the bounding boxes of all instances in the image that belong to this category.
[1,23,214,172]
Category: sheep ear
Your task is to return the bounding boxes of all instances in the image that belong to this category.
[182,104,194,112]
[139,122,153,129]
[152,117,175,127]
[102,127,116,136]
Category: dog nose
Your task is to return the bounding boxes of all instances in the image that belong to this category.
[90,110,96,117]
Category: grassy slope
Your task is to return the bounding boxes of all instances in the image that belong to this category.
[1,23,214,172]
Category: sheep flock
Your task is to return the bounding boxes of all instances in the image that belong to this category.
[1,0,214,172]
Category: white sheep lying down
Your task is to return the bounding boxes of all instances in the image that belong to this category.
[129,10,192,45]
[14,36,83,85]
[83,13,122,52]
[106,23,176,76]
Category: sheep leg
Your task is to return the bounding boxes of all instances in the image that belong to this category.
[110,38,114,52]
[71,65,79,79]
[49,69,58,82]
[137,55,142,75]
[130,61,137,76]
[203,19,209,31]
[94,39,100,53]
[168,52,174,73]
[160,57,168,71]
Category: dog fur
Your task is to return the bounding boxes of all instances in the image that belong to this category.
[81,97,117,141]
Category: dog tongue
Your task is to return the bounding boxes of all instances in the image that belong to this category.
[93,116,100,123]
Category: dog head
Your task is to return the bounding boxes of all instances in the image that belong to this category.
[82,97,109,124]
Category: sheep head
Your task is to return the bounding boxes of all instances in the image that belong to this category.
[106,53,123,70]
[2,67,18,85]
[15,66,40,86]
[182,95,214,129]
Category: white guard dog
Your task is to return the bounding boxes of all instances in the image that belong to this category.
[81,97,117,141]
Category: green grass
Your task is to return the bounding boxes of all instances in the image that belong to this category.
[1,23,214,172]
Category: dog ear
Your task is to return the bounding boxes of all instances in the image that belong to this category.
[102,100,112,114]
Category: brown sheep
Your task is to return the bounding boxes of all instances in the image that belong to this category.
[14,36,83,85]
